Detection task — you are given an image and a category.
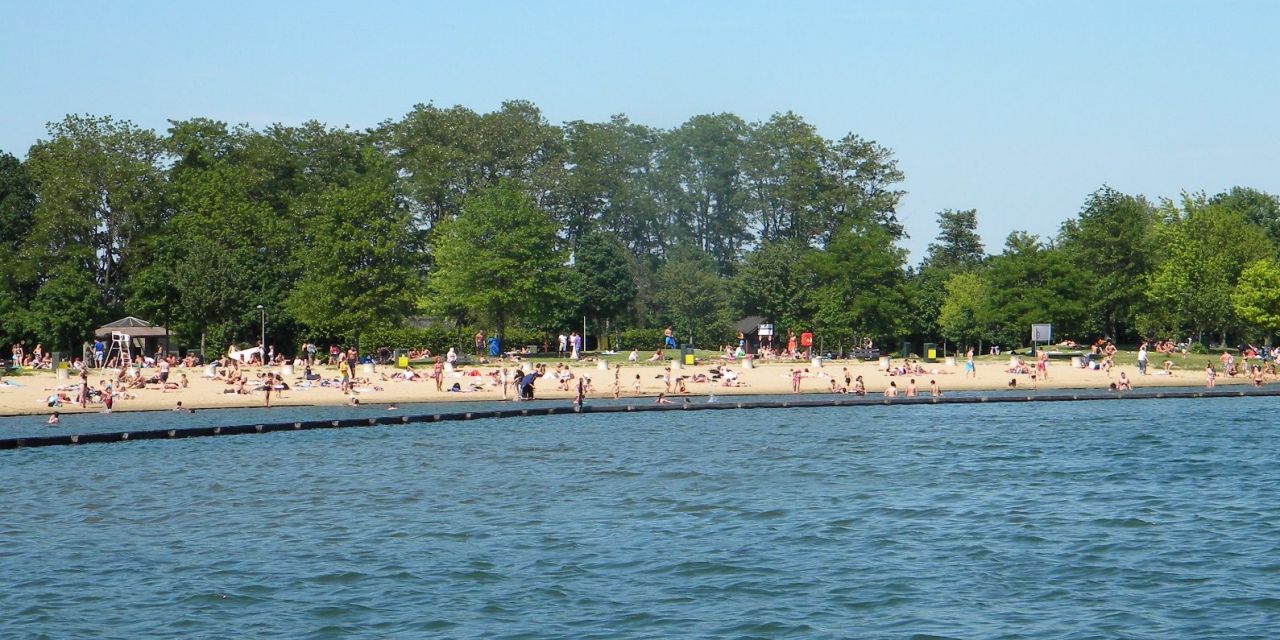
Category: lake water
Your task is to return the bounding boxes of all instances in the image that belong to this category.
[2,396,1277,638]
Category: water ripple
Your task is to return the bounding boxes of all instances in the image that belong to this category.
[2,397,1278,638]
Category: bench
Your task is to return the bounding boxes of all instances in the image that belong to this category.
[848,348,881,361]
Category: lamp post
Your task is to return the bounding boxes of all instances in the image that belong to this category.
[256,305,266,366]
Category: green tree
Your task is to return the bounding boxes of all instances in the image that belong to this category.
[1231,258,1280,344]
[1146,196,1271,343]
[808,222,907,345]
[0,151,37,345]
[656,114,752,273]
[984,232,1089,346]
[654,247,731,346]
[426,182,567,340]
[1058,186,1156,340]
[731,239,815,330]
[570,231,637,332]
[25,115,168,321]
[937,271,992,348]
[556,116,660,252]
[909,208,987,339]
[925,209,985,271]
[286,158,424,342]
[1211,186,1280,247]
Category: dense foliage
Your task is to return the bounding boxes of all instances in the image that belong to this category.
[2,103,1278,356]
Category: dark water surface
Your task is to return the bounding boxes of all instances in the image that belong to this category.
[2,397,1277,638]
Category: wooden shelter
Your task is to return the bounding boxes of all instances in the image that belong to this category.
[94,316,171,360]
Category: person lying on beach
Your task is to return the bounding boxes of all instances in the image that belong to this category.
[648,349,664,362]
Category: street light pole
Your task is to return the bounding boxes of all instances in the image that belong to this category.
[256,304,266,366]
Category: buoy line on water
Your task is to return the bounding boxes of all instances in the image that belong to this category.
[2,388,1277,450]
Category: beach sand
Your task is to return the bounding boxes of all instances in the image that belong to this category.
[0,354,1255,417]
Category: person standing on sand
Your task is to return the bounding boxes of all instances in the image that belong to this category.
[791,368,802,393]
[558,332,568,358]
[433,356,444,392]
[263,376,272,407]
[1137,342,1149,375]
[1206,362,1216,388]
[1036,350,1048,381]
[965,348,976,379]
[78,368,90,408]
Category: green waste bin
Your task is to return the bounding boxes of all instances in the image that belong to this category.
[900,341,913,358]
[923,343,937,363]
[681,345,694,366]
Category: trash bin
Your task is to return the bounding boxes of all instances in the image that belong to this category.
[900,341,913,358]
[923,343,937,363]
[52,351,62,369]
[681,345,694,366]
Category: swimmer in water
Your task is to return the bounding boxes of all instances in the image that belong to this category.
[47,412,59,426]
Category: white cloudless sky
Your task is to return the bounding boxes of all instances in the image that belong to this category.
[3,0,1278,260]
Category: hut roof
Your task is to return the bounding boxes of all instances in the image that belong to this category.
[94,316,170,338]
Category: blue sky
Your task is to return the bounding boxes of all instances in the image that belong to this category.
[3,1,1277,260]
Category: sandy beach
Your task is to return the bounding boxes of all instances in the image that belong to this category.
[0,353,1259,417]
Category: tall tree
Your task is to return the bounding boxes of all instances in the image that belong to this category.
[1231,258,1280,345]
[1058,186,1155,340]
[654,247,730,346]
[656,114,752,273]
[0,152,37,345]
[808,221,907,345]
[426,182,567,340]
[286,155,424,343]
[1146,196,1271,343]
[25,115,168,322]
[570,230,638,337]
[925,209,985,271]
[937,271,993,349]
[557,115,661,252]
[731,239,815,330]
[984,232,1089,346]
[1211,186,1280,247]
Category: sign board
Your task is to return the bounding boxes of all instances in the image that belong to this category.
[1031,323,1052,343]
[758,323,774,337]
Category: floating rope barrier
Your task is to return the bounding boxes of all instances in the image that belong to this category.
[2,388,1275,450]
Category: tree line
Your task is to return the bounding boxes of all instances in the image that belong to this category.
[1,101,1278,357]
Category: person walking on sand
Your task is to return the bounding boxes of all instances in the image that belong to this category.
[433,356,444,392]
[558,332,568,358]
[1137,342,1149,375]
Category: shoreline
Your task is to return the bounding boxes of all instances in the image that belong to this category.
[0,356,1261,418]
[4,386,1278,450]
